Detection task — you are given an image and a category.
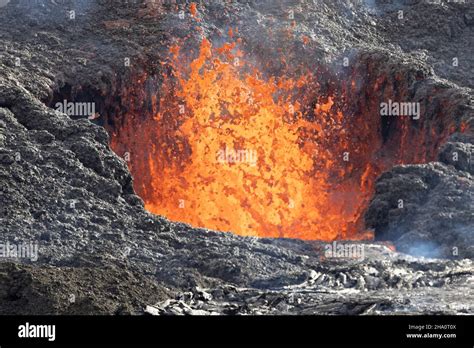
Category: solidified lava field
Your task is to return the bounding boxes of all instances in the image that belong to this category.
[0,0,473,315]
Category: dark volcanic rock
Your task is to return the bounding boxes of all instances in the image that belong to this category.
[438,137,474,174]
[0,261,171,315]
[0,0,473,315]
[366,159,473,258]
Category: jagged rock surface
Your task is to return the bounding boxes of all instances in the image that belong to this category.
[0,0,473,314]
[366,159,473,259]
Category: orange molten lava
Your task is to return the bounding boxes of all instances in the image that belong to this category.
[119,37,376,240]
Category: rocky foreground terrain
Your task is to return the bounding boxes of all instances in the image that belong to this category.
[0,0,473,314]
